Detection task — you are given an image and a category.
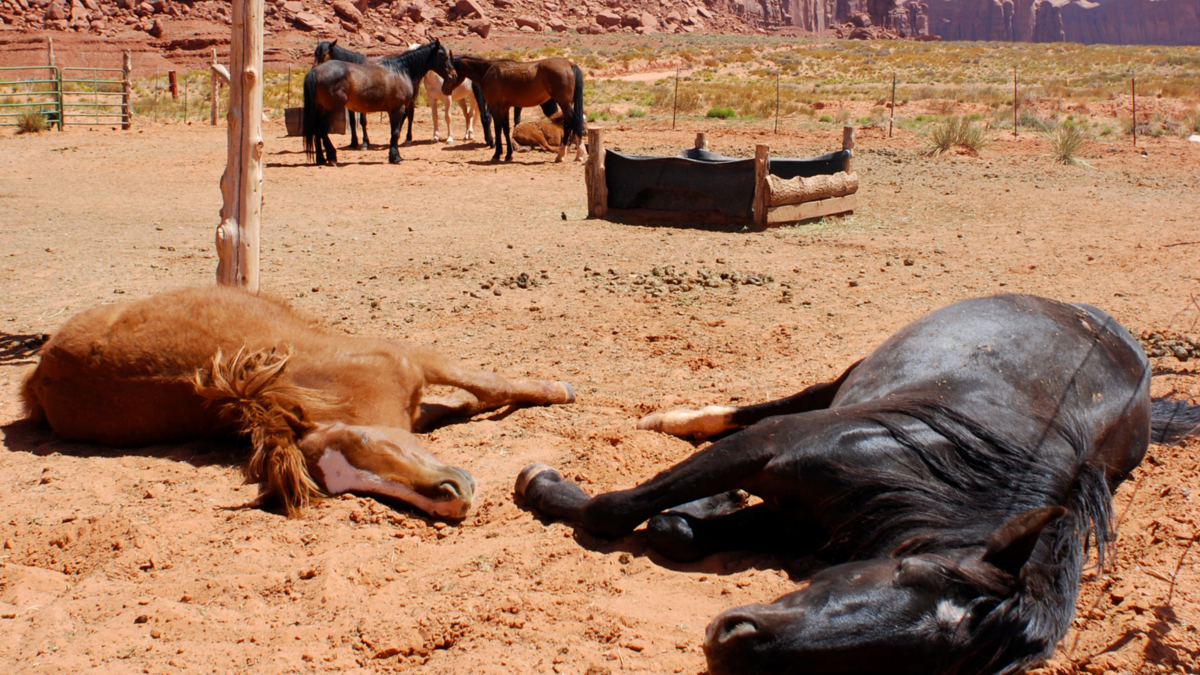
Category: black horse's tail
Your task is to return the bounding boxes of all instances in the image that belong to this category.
[567,64,586,145]
[302,69,320,162]
[1151,397,1200,445]
[472,81,493,147]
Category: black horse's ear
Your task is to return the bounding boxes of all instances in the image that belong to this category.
[329,38,338,48]
[983,506,1067,576]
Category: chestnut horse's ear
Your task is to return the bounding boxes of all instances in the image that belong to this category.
[983,506,1067,576]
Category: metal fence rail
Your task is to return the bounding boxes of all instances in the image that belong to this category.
[0,65,63,130]
[61,66,128,127]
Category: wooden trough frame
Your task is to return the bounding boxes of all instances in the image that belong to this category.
[585,127,858,230]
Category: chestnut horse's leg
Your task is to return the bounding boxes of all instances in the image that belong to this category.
[387,109,403,164]
[517,415,788,538]
[637,360,861,439]
[489,105,505,162]
[502,109,514,162]
[348,109,360,149]
[555,101,573,163]
[413,346,574,414]
[321,113,338,166]
[360,112,369,149]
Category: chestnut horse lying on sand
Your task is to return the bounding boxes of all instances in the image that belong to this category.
[518,295,1199,675]
[22,287,574,519]
[513,111,566,153]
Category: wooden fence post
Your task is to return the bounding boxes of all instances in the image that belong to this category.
[694,132,707,150]
[215,0,264,292]
[753,144,769,231]
[889,73,895,138]
[842,126,854,173]
[1131,74,1137,147]
[46,36,54,67]
[585,127,607,218]
[121,50,132,130]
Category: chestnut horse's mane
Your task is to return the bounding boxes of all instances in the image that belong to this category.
[192,347,344,517]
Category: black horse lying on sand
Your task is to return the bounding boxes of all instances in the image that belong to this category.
[518,294,1198,675]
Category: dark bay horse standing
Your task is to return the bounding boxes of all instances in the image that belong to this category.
[303,40,455,166]
[518,294,1198,675]
[442,55,585,163]
[312,40,371,150]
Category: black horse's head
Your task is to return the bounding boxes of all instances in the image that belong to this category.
[703,506,1068,675]
[427,40,456,85]
[313,39,337,66]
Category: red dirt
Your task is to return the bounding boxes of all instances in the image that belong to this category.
[2,113,1199,675]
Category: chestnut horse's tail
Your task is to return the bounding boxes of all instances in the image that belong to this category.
[192,347,341,517]
[568,64,585,146]
[302,69,321,163]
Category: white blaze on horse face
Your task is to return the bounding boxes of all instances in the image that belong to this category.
[317,447,462,518]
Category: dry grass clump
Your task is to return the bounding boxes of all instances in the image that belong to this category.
[1047,122,1087,164]
[926,116,989,156]
[16,108,48,134]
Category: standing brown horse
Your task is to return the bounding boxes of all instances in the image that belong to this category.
[442,55,585,163]
[303,40,455,165]
[21,286,575,520]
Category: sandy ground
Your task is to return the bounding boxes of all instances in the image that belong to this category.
[2,113,1200,675]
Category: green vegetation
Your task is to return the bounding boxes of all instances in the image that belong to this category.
[1047,122,1087,164]
[16,108,48,134]
[706,106,736,119]
[926,116,989,156]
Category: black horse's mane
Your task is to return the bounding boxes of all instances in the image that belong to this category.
[316,41,367,64]
[378,40,442,77]
[826,396,1112,674]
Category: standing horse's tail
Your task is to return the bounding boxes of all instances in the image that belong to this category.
[302,69,320,162]
[472,81,494,147]
[568,64,586,146]
[1151,397,1200,445]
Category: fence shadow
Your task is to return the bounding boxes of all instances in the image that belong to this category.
[0,332,48,366]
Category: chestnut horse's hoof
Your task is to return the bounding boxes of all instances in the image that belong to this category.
[515,463,560,498]
[557,381,576,404]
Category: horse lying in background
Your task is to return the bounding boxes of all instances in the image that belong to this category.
[22,286,574,519]
[518,294,1198,675]
[312,39,372,149]
[303,39,455,165]
[513,111,567,153]
[442,55,585,163]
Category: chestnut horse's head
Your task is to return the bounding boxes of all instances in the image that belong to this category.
[703,507,1068,675]
[300,422,476,519]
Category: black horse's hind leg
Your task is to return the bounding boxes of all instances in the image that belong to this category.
[638,360,861,439]
[647,502,821,562]
[401,104,414,146]
[387,109,403,164]
[489,106,505,162]
[360,112,370,149]
[322,132,337,165]
[503,112,514,162]
[348,111,360,149]
[518,416,786,538]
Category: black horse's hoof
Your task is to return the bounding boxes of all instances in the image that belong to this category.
[647,513,709,562]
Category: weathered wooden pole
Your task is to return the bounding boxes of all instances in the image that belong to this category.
[46,36,54,67]
[752,144,769,231]
[672,67,679,131]
[121,50,132,130]
[842,125,854,173]
[585,127,607,218]
[888,73,895,138]
[774,70,780,134]
[215,0,264,292]
[1131,73,1137,147]
[694,132,707,150]
[1013,66,1018,137]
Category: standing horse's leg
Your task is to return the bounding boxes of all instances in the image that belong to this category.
[444,97,456,144]
[489,105,504,163]
[387,109,403,164]
[348,109,360,149]
[429,98,440,142]
[321,112,338,166]
[502,109,514,162]
[460,96,473,142]
[360,112,369,149]
[401,103,415,147]
[636,360,861,439]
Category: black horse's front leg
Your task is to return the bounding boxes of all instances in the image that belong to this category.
[387,109,403,164]
[360,112,370,149]
[503,113,514,162]
[517,418,784,538]
[490,107,505,163]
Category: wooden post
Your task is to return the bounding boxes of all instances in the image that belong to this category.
[774,70,780,134]
[287,68,292,109]
[46,36,54,67]
[672,67,679,131]
[1131,73,1137,147]
[694,132,707,150]
[215,0,264,292]
[585,127,607,218]
[183,72,188,122]
[888,73,895,138]
[1013,66,1018,137]
[752,144,769,231]
[842,126,854,173]
[121,50,132,130]
[154,66,159,122]
[168,70,178,99]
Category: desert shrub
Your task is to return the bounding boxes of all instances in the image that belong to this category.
[706,106,736,119]
[16,108,48,134]
[926,116,989,156]
[1182,106,1200,133]
[1017,108,1052,132]
[627,108,646,118]
[818,114,833,123]
[1047,122,1087,164]
[833,108,852,123]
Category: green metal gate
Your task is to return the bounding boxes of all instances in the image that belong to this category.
[60,65,128,127]
[0,65,63,130]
